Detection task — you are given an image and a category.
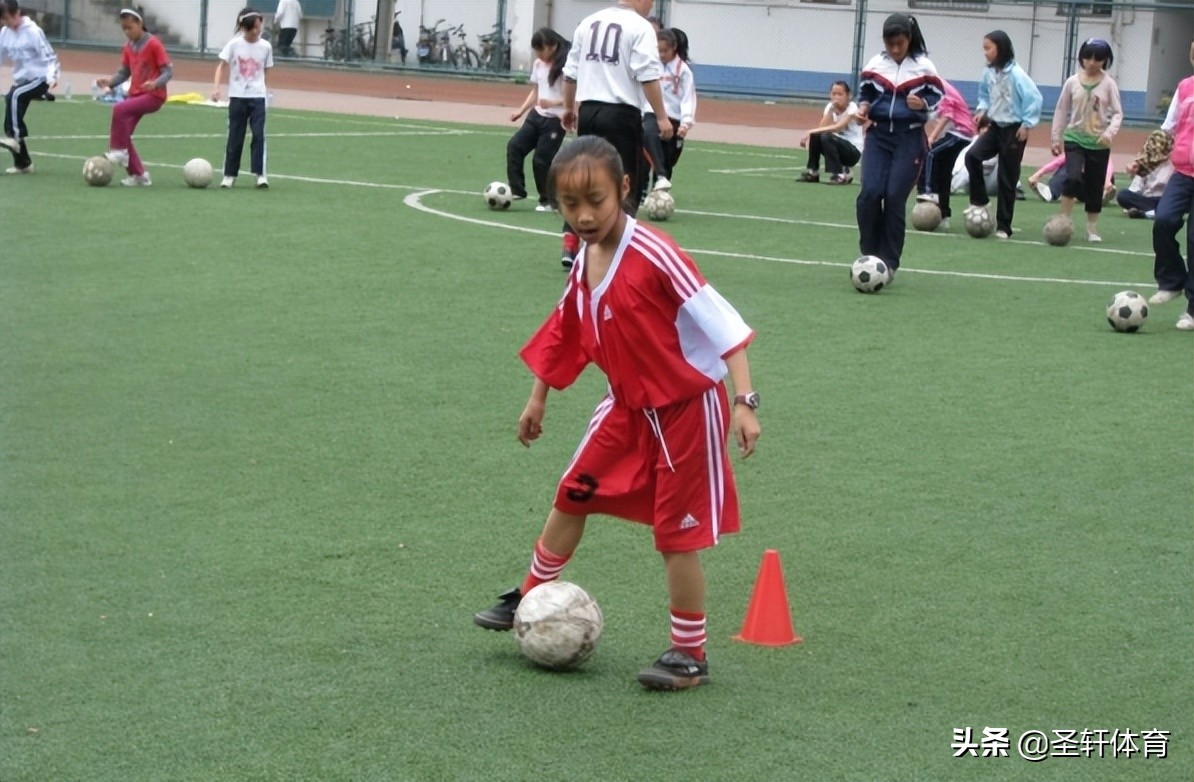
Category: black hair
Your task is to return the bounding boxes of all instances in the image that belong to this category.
[831,79,851,95]
[669,27,690,63]
[548,135,625,199]
[236,7,262,31]
[0,1,21,17]
[119,7,147,32]
[646,15,662,32]
[1077,37,1114,69]
[984,30,1015,69]
[530,27,570,87]
[882,13,928,59]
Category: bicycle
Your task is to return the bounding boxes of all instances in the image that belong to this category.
[322,23,345,61]
[478,25,511,71]
[449,24,480,70]
[417,19,447,65]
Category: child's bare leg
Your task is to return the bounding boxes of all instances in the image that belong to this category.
[662,551,706,613]
[1060,195,1076,217]
[540,509,587,556]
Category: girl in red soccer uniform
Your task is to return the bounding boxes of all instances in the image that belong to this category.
[95,8,172,186]
[474,136,761,691]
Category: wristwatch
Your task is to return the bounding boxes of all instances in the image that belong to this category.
[734,391,760,410]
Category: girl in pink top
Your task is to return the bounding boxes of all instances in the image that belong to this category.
[915,79,975,227]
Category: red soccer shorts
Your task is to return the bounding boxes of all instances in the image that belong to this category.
[552,384,741,552]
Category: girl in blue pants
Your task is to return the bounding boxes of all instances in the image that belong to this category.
[854,14,943,278]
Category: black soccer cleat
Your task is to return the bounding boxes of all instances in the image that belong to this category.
[636,648,710,691]
[473,587,521,631]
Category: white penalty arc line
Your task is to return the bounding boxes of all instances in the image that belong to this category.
[402,190,1154,288]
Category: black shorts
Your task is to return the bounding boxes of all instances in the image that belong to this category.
[578,101,644,202]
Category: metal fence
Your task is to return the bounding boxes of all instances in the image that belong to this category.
[18,0,1194,121]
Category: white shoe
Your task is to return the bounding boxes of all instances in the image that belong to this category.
[1086,232,1102,243]
[938,218,950,230]
[0,136,20,153]
[1033,182,1052,202]
[1177,313,1194,331]
[995,230,1010,240]
[4,164,33,174]
[916,192,939,204]
[1149,289,1182,305]
[121,173,151,187]
[220,176,235,189]
[652,177,672,191]
[255,176,269,189]
[105,149,130,167]
[535,203,556,212]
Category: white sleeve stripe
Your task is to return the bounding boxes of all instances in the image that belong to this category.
[631,230,701,298]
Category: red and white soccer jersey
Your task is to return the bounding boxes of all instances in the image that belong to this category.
[521,218,754,410]
[520,219,754,551]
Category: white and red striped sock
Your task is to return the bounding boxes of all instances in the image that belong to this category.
[519,538,572,595]
[670,609,707,661]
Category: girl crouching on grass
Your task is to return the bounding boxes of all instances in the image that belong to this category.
[473,135,761,692]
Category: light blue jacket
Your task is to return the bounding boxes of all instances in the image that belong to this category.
[976,61,1043,128]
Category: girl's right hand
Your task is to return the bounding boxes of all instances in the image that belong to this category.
[518,400,545,447]
[96,78,111,88]
[1051,142,1063,156]
[211,89,222,102]
[798,134,809,149]
[509,110,522,122]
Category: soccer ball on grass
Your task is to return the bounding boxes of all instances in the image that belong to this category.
[642,189,675,221]
[82,155,113,187]
[1106,290,1148,333]
[910,201,942,232]
[183,157,213,189]
[964,205,995,238]
[484,181,513,210]
[513,581,604,671]
[1043,214,1073,247]
[850,255,889,293]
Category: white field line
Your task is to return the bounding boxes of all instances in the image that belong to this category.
[402,190,1154,288]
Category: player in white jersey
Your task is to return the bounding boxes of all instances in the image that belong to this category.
[557,0,672,266]
[506,27,570,210]
[641,28,696,195]
[212,8,274,189]
[0,0,60,174]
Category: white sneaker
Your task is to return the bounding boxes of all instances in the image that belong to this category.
[0,136,20,153]
[938,218,950,230]
[916,192,939,204]
[105,149,130,167]
[220,176,235,189]
[1086,232,1102,243]
[1033,182,1052,202]
[255,176,269,189]
[1177,313,1194,331]
[1149,289,1183,305]
[121,173,151,187]
[4,164,33,174]
[652,176,672,191]
[535,203,556,212]
[995,230,1010,240]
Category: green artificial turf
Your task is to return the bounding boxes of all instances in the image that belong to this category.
[1,99,1190,781]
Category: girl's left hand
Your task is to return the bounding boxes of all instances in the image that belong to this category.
[1015,127,1028,143]
[677,125,689,139]
[906,94,926,110]
[140,81,156,91]
[733,408,760,458]
[1097,133,1113,147]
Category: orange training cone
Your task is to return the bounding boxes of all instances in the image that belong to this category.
[733,548,802,646]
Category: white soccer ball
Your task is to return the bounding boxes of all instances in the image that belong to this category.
[484,181,513,210]
[642,189,675,221]
[850,255,889,293]
[183,157,213,189]
[964,205,995,238]
[1106,290,1149,333]
[82,155,113,187]
[910,201,942,232]
[1043,214,1074,247]
[513,581,603,671]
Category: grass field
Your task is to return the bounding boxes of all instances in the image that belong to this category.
[2,98,1191,781]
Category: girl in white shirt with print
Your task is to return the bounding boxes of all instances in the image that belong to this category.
[507,28,570,211]
[212,7,273,189]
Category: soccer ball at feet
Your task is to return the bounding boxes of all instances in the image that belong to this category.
[183,157,213,189]
[82,155,113,187]
[642,189,675,221]
[851,255,889,293]
[513,581,604,671]
[484,181,513,210]
[964,205,995,238]
[1106,290,1148,333]
[910,201,942,231]
[1043,214,1074,247]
